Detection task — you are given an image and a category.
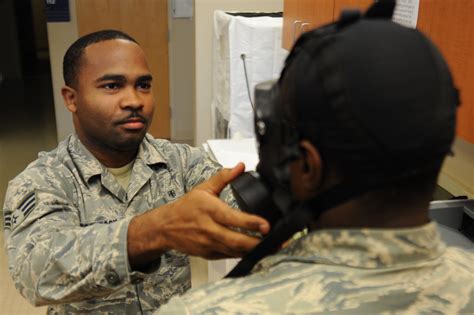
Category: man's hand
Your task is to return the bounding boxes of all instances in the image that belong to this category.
[127,163,270,270]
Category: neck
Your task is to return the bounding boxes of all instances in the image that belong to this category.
[310,195,431,230]
[77,134,138,168]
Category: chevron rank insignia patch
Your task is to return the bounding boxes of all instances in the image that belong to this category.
[5,192,37,230]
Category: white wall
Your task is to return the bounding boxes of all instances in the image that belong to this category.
[194,0,283,146]
[46,0,78,142]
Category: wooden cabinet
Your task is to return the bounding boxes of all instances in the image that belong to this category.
[424,1,474,143]
[283,0,474,143]
[283,0,333,49]
[282,0,299,49]
[283,0,371,50]
[301,0,334,34]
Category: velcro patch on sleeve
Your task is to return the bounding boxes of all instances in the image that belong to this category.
[6,191,37,230]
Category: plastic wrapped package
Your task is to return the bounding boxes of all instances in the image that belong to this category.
[212,11,287,139]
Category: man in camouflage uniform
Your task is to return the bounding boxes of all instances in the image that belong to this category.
[3,30,269,314]
[158,5,474,315]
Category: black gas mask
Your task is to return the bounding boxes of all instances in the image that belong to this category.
[226,0,458,278]
[230,80,301,227]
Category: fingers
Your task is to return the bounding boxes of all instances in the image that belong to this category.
[197,163,245,195]
[161,206,263,259]
[218,230,262,256]
[205,224,263,258]
[189,187,271,235]
[209,205,270,235]
[186,191,270,235]
[229,162,246,178]
[199,207,269,258]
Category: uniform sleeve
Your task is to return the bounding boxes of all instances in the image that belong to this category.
[177,144,238,208]
[2,167,143,306]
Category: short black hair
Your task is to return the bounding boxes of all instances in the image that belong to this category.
[63,29,138,87]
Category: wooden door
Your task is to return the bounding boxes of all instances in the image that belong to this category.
[75,0,170,139]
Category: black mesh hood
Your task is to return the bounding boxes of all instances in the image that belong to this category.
[283,19,458,182]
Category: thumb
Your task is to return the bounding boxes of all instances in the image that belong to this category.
[197,163,245,195]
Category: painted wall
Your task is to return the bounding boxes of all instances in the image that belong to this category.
[169,8,195,143]
[46,0,78,142]
[194,0,283,146]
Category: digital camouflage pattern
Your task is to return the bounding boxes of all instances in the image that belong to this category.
[3,133,235,314]
[159,222,474,314]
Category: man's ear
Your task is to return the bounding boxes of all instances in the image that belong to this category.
[290,140,324,200]
[61,86,78,113]
[299,140,323,191]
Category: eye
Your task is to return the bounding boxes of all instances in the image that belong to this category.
[102,82,121,90]
[137,82,152,90]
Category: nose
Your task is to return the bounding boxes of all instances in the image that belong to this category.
[120,87,143,110]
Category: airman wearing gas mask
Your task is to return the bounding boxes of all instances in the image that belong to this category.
[158,1,474,314]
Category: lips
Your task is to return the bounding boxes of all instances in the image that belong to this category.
[118,117,146,130]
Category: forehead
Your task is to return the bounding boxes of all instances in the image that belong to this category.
[80,39,150,78]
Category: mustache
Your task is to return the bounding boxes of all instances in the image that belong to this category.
[115,111,147,125]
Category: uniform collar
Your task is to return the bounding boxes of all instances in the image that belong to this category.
[254,222,445,272]
[67,133,167,185]
[137,134,168,166]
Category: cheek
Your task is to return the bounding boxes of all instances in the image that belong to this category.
[146,95,155,109]
[144,95,156,116]
[76,101,115,127]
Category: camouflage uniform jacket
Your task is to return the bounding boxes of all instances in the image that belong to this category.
[3,133,231,314]
[159,222,474,314]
